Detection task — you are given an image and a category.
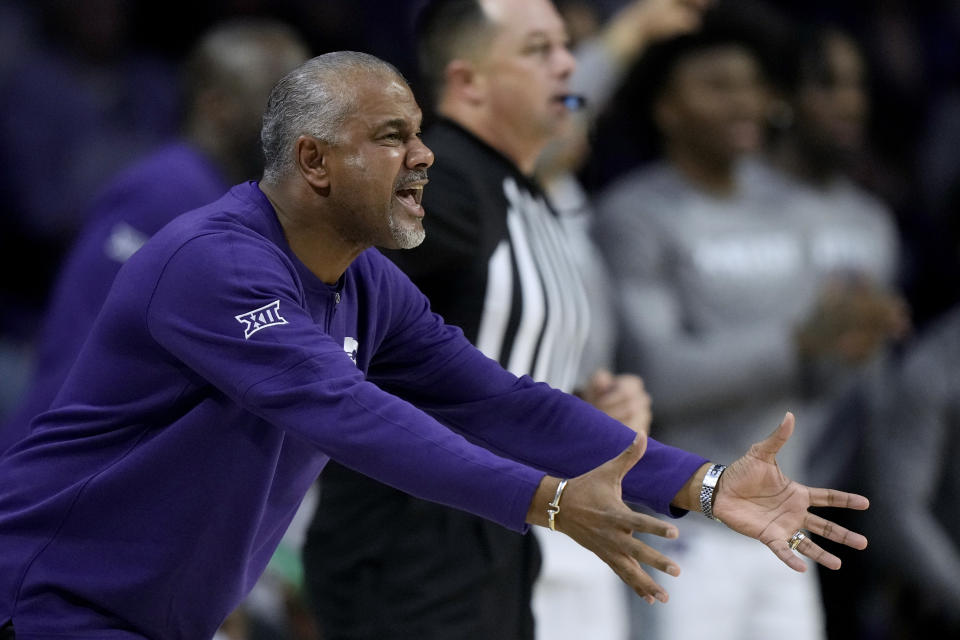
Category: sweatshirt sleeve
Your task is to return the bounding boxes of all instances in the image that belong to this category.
[145,232,544,532]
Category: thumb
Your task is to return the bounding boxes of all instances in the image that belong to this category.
[753,411,794,461]
[608,433,648,481]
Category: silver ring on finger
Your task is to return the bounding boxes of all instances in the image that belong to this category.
[787,529,806,551]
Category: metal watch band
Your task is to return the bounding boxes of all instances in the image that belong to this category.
[699,463,726,522]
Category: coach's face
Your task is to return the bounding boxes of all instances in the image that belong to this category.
[477,0,577,143]
[324,74,434,250]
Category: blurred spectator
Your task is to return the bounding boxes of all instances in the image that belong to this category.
[1,17,310,453]
[758,0,960,330]
[0,0,179,419]
[760,23,908,401]
[0,0,180,321]
[591,5,891,638]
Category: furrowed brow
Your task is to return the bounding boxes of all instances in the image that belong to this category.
[375,118,409,133]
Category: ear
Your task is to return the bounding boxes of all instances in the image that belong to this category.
[295,135,331,191]
[444,59,486,106]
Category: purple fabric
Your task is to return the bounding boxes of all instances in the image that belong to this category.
[0,142,227,455]
[0,182,705,637]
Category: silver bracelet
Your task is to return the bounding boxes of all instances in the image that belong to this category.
[547,478,569,531]
[699,463,726,522]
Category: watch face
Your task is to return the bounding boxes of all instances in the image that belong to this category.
[705,464,724,484]
[700,464,726,520]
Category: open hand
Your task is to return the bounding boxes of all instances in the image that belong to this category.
[556,434,681,604]
[714,412,870,572]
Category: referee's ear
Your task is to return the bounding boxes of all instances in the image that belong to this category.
[444,58,487,107]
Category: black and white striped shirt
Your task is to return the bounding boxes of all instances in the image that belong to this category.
[386,119,592,392]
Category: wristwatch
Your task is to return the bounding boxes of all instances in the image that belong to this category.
[699,463,726,522]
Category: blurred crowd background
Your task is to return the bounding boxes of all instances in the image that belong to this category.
[0,0,958,639]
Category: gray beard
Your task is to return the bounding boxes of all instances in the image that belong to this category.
[389,213,426,249]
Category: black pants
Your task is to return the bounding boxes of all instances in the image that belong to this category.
[0,621,14,640]
[304,463,540,640]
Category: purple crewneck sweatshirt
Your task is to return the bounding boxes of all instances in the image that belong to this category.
[0,182,706,638]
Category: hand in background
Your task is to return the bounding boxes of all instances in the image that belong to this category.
[580,369,652,435]
[604,0,714,60]
[714,412,870,572]
[796,277,911,365]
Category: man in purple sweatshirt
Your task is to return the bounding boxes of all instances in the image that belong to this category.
[0,51,868,640]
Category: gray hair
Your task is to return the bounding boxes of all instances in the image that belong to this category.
[260,51,405,183]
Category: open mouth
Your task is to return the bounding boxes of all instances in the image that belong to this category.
[394,185,424,207]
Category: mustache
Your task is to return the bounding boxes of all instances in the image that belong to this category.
[395,169,429,190]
